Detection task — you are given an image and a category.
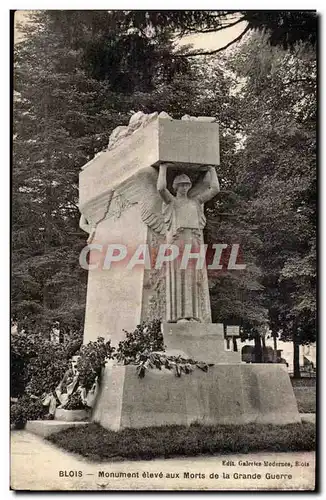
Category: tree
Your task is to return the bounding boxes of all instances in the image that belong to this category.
[227,33,316,373]
[13,12,315,371]
[12,11,198,335]
[13,11,271,346]
[117,10,317,56]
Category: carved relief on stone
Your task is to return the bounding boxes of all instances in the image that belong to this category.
[107,111,165,151]
[79,189,114,243]
[79,163,219,323]
[141,229,166,322]
[107,192,137,221]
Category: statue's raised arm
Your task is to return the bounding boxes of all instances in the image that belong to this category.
[157,163,174,204]
[196,166,220,204]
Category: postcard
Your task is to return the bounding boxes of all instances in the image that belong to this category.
[11,9,316,491]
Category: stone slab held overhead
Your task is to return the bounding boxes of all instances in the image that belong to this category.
[79,115,220,209]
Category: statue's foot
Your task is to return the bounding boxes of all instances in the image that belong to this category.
[177,317,200,323]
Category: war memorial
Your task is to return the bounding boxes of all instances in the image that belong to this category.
[74,111,300,430]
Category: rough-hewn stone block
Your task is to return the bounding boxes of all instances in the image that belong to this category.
[79,118,219,208]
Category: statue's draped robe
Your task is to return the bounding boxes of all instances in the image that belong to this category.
[163,196,206,322]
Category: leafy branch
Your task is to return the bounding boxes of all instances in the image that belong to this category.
[175,25,251,58]
[134,351,213,379]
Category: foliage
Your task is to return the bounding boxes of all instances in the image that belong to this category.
[243,11,317,50]
[114,319,164,364]
[12,11,202,336]
[13,12,316,372]
[118,11,317,55]
[11,331,82,398]
[63,391,89,411]
[48,421,315,461]
[135,351,212,379]
[115,321,212,377]
[193,60,269,337]
[13,11,296,342]
[10,395,46,429]
[76,337,114,391]
[11,332,112,417]
[226,33,316,371]
[292,386,316,413]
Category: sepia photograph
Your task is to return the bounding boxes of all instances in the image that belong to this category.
[10,9,317,491]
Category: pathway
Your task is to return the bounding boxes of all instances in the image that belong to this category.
[11,430,315,491]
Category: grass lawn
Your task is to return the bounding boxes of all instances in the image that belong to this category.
[47,421,315,462]
[291,378,316,413]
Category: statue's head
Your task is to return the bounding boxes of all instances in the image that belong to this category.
[173,174,192,196]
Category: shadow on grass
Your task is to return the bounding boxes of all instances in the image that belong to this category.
[47,422,315,462]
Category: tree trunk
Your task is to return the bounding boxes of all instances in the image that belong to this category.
[254,333,263,363]
[293,333,301,378]
[261,334,266,362]
[273,336,277,351]
[272,329,278,351]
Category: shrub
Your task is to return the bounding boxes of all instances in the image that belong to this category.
[11,333,38,398]
[25,343,70,397]
[11,331,82,398]
[76,337,114,391]
[64,392,89,411]
[10,395,46,429]
[114,320,212,378]
[115,319,164,364]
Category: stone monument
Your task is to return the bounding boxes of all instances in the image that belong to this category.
[79,111,301,430]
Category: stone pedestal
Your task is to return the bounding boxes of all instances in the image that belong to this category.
[91,363,301,431]
[82,204,149,345]
[162,322,241,364]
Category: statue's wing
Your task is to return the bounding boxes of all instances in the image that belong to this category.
[188,171,211,199]
[130,167,166,236]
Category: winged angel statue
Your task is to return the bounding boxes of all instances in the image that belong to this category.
[135,163,220,323]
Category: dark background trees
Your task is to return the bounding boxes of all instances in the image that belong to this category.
[227,34,316,373]
[12,10,316,374]
[116,10,317,55]
[12,10,196,336]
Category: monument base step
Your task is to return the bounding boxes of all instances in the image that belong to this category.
[25,420,90,438]
[162,322,241,364]
[300,413,315,424]
[92,362,301,431]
